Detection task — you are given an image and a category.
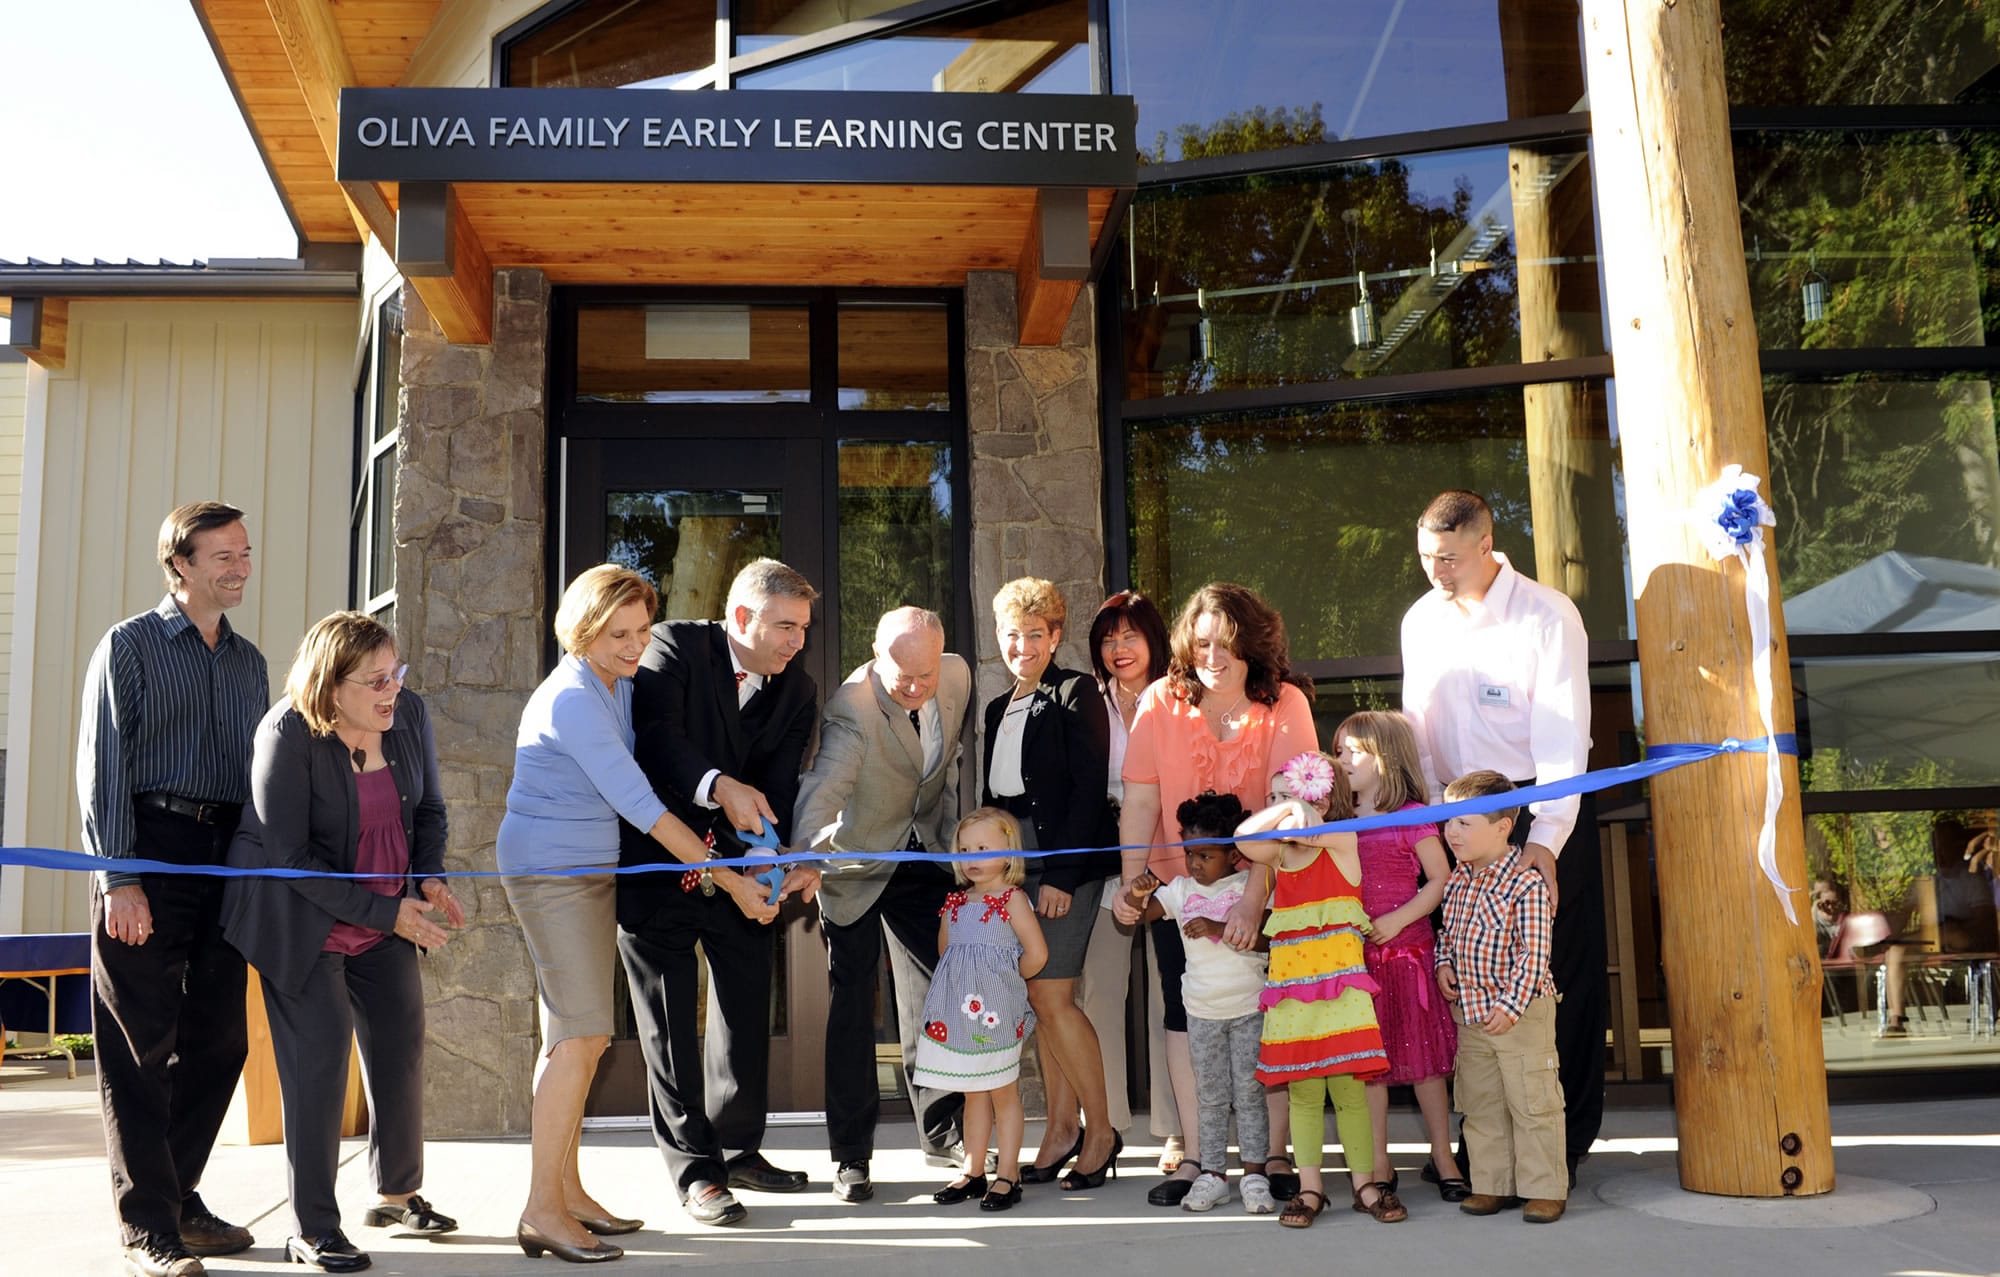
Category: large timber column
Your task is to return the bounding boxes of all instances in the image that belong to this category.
[1582,0,1834,1196]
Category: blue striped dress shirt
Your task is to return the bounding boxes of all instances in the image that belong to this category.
[77,596,271,888]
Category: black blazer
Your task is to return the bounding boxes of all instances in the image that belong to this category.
[221,691,448,995]
[620,620,818,884]
[981,664,1115,893]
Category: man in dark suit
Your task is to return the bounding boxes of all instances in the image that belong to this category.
[793,607,972,1203]
[618,558,822,1226]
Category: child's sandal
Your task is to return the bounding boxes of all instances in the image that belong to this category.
[1278,1189,1328,1229]
[1352,1182,1408,1223]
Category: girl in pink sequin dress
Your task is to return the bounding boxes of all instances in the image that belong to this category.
[1334,711,1466,1200]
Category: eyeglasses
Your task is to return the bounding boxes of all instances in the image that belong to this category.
[345,663,409,693]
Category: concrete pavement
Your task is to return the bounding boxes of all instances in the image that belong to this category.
[3,1057,1996,1276]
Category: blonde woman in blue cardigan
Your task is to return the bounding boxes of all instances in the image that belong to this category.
[498,565,778,1264]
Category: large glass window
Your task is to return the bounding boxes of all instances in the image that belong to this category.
[1112,0,1586,165]
[836,440,956,674]
[1724,0,2000,107]
[735,0,932,55]
[1765,373,2000,613]
[737,0,1088,92]
[1122,142,1603,398]
[839,302,952,410]
[1124,381,1628,660]
[503,0,716,88]
[1737,131,2000,350]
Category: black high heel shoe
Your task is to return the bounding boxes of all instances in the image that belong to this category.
[1020,1132,1085,1184]
[1060,1133,1124,1191]
[932,1175,988,1205]
[979,1177,1023,1212]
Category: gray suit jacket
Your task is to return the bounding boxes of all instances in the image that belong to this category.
[795,653,971,928]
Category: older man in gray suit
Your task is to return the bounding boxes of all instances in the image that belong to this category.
[795,606,971,1203]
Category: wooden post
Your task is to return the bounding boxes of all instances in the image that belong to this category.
[1582,0,1833,1196]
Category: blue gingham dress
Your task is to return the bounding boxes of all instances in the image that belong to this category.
[910,887,1036,1092]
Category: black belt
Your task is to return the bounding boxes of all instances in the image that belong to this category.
[135,792,242,826]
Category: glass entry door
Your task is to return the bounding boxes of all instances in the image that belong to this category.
[564,435,830,1117]
[555,289,969,1119]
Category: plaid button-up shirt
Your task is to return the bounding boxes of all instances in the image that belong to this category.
[1435,846,1556,1026]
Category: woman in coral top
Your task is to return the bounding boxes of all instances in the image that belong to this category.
[1112,582,1318,1205]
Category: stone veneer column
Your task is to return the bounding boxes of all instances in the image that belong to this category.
[964,273,1109,1117]
[393,268,549,1136]
[965,273,1108,696]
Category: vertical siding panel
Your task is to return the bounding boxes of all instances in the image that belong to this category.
[18,302,360,932]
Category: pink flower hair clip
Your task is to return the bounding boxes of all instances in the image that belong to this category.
[1282,751,1336,807]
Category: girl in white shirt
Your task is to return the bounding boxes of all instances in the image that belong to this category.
[1125,792,1275,1214]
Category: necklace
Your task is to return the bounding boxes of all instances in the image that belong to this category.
[1207,691,1249,732]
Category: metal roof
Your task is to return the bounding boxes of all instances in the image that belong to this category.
[0,255,360,297]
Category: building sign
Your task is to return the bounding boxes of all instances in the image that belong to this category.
[336,89,1136,188]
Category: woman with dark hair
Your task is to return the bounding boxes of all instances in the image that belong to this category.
[982,577,1121,1190]
[222,611,463,1272]
[1111,582,1318,1205]
[1025,591,1173,1180]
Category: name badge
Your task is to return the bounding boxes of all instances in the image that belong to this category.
[1478,683,1512,709]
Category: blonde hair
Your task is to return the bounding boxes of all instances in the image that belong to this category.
[555,564,658,657]
[1333,711,1426,813]
[993,576,1066,633]
[286,611,397,736]
[952,806,1028,886]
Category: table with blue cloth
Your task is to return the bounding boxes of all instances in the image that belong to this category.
[0,932,91,1078]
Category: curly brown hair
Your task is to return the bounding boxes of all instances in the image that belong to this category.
[1166,582,1302,708]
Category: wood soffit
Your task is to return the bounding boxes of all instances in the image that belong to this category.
[199,3,1124,343]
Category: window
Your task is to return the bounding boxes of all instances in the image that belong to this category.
[1121,141,1604,399]
[501,0,717,89]
[352,297,403,617]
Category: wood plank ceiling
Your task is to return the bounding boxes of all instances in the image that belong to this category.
[194,1,1120,344]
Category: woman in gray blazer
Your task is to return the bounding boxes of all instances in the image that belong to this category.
[222,611,463,1273]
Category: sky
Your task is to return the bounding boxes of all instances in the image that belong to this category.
[0,0,298,263]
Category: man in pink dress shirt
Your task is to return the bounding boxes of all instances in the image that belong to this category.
[1400,489,1603,1187]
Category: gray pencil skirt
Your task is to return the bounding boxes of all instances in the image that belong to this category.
[503,868,618,1051]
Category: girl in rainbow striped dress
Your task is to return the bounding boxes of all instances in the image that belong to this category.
[1236,750,1405,1229]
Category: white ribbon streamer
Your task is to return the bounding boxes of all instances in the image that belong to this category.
[1688,465,1799,923]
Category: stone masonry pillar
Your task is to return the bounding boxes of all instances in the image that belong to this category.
[393,268,549,1136]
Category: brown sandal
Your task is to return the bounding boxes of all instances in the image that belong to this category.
[1353,1182,1408,1223]
[1279,1189,1329,1229]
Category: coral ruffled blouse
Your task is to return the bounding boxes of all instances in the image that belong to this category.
[1121,678,1319,881]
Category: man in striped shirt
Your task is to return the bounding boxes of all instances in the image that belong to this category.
[78,502,270,1277]
[1434,771,1567,1223]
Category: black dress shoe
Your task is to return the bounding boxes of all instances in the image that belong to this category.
[571,1211,644,1236]
[1146,1173,1195,1207]
[1021,1132,1084,1184]
[123,1234,205,1277]
[979,1176,1023,1212]
[178,1194,253,1256]
[286,1230,371,1272]
[833,1160,873,1202]
[683,1180,748,1225]
[933,1174,988,1204]
[362,1194,458,1234]
[726,1151,809,1193]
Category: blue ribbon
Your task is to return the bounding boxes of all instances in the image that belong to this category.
[0,736,1798,881]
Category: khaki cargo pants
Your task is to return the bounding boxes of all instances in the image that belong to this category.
[1454,994,1568,1201]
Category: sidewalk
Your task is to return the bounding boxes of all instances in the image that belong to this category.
[4,1056,1996,1276]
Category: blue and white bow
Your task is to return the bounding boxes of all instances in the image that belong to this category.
[1689,465,1797,923]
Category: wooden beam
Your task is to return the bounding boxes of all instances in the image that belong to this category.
[398,183,492,345]
[1015,188,1089,346]
[262,0,395,243]
[1582,0,1832,1197]
[8,297,67,370]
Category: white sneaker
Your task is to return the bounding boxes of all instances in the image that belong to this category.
[1182,1172,1234,1212]
[1240,1173,1276,1214]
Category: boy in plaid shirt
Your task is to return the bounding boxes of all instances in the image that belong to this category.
[1435,771,1567,1222]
